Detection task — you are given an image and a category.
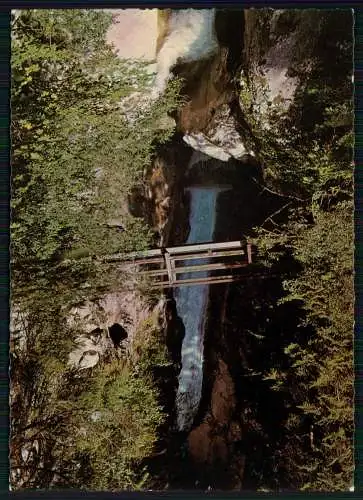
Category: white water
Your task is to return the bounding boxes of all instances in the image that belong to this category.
[153,9,218,97]
[175,186,226,431]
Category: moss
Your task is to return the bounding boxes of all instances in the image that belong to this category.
[131,314,171,376]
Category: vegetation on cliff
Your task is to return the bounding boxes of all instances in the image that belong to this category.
[237,9,353,491]
[10,9,180,490]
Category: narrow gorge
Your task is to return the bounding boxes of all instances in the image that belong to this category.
[139,8,286,489]
[10,7,353,492]
[138,7,353,490]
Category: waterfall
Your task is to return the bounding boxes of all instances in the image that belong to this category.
[153,9,218,97]
[175,186,227,431]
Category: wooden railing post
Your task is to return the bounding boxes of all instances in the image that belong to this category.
[164,251,176,285]
[247,243,252,264]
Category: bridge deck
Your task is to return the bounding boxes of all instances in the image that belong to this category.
[105,240,253,288]
[104,240,246,262]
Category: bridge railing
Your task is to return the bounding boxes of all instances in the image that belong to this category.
[104,240,253,288]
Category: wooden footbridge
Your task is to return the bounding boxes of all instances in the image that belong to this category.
[104,240,253,288]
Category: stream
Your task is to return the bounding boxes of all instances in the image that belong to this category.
[175,186,228,431]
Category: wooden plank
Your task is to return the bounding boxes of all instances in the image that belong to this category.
[104,240,247,262]
[147,271,279,282]
[141,268,169,277]
[164,252,176,284]
[116,249,246,265]
[172,249,245,262]
[166,274,239,286]
[166,240,243,255]
[170,255,177,282]
[116,250,246,267]
[111,256,164,265]
[130,257,164,266]
[141,261,247,277]
[174,261,248,274]
[151,274,245,288]
[247,242,253,264]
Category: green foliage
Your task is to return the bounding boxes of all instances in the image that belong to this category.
[132,314,171,377]
[11,10,181,266]
[67,360,164,490]
[240,82,353,209]
[11,7,181,299]
[261,206,354,490]
[241,10,353,491]
[10,9,180,491]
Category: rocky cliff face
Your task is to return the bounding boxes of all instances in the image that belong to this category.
[170,10,244,133]
[240,9,353,135]
[129,137,192,247]
[140,10,252,488]
[153,9,253,163]
[67,289,155,370]
[242,9,301,115]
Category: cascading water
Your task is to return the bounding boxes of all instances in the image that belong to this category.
[152,9,218,97]
[175,185,228,431]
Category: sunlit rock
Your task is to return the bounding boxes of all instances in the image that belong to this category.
[183,105,254,162]
[68,335,107,370]
[105,9,158,61]
[183,133,231,162]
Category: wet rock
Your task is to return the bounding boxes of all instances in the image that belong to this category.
[188,421,213,464]
[210,359,235,425]
[132,139,191,246]
[153,9,256,164]
[153,9,218,97]
[169,7,244,137]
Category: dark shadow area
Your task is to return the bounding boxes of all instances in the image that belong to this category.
[164,158,315,490]
[193,246,316,490]
[215,9,244,79]
[165,296,186,369]
[196,169,315,489]
[108,323,127,348]
[90,327,102,335]
[221,272,313,489]
[161,160,296,490]
[128,134,192,248]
